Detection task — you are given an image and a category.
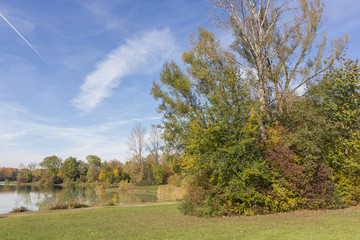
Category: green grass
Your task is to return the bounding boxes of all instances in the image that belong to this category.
[1,204,360,239]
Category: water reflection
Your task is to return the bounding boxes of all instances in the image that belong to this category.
[0,185,158,213]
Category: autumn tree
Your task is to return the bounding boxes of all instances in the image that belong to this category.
[17,163,37,184]
[306,59,360,204]
[78,160,88,182]
[62,157,80,181]
[99,160,123,184]
[127,122,147,162]
[147,126,162,163]
[86,155,101,182]
[146,127,166,184]
[152,28,266,215]
[150,5,355,214]
[125,124,169,185]
[211,0,348,140]
[40,155,62,176]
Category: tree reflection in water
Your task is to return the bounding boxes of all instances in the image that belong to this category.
[0,185,159,212]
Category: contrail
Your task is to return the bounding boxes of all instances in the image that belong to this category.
[0,12,49,66]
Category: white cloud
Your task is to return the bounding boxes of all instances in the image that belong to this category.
[72,28,178,113]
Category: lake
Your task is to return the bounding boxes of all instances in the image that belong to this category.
[0,183,162,214]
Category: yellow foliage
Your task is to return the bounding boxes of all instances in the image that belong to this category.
[243,108,258,133]
[114,169,119,178]
[265,125,282,146]
[98,170,105,181]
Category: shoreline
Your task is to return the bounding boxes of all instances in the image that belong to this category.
[0,201,178,219]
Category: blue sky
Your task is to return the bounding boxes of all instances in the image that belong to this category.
[0,0,359,168]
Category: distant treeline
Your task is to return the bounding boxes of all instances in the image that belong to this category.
[3,153,179,187]
[1,125,179,187]
[0,168,18,181]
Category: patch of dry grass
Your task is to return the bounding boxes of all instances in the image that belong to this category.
[157,184,187,201]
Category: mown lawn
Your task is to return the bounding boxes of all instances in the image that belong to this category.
[1,203,360,239]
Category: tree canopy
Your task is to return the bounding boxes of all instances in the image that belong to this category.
[210,0,347,140]
[151,0,359,216]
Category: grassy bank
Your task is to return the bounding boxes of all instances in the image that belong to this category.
[1,203,360,239]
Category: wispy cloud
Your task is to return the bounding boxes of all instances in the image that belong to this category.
[77,0,125,30]
[0,101,160,167]
[72,28,178,113]
[0,12,49,66]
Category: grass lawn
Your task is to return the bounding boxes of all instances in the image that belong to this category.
[1,203,360,239]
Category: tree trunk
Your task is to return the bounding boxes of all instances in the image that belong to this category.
[258,80,267,142]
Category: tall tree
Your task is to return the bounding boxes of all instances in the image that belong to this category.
[62,157,80,181]
[146,126,163,163]
[211,0,348,140]
[86,155,101,182]
[77,160,88,182]
[40,155,62,176]
[127,122,147,162]
[152,28,265,215]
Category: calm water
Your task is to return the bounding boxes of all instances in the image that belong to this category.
[0,183,159,214]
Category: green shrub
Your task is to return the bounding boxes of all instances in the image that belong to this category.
[70,202,89,209]
[10,206,29,213]
[49,201,89,210]
[49,202,68,210]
